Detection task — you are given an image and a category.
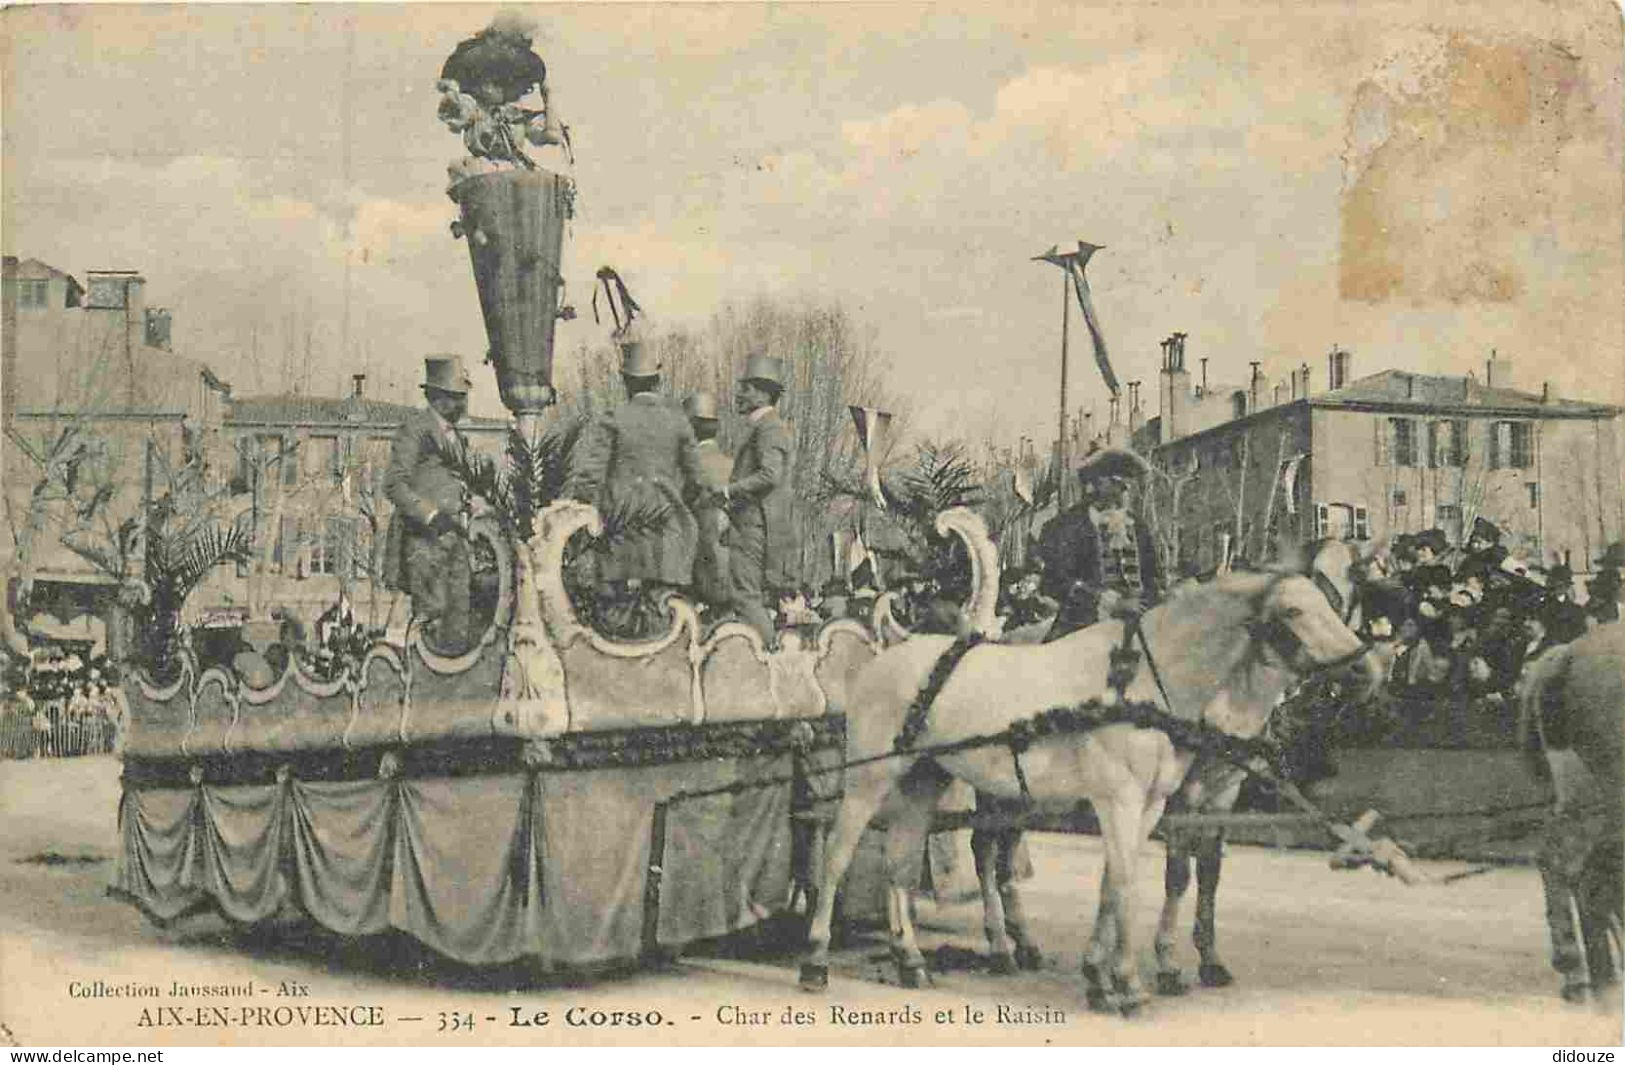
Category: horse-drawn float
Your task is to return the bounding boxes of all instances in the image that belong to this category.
[109,500,1001,969]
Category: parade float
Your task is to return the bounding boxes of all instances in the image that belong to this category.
[109,18,1001,969]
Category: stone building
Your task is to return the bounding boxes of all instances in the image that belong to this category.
[2,256,232,655]
[1134,337,1624,580]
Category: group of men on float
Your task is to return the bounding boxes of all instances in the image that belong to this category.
[380,348,796,653]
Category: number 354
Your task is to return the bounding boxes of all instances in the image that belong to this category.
[438,1011,475,1032]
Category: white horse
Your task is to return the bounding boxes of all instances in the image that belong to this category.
[800,566,1380,1012]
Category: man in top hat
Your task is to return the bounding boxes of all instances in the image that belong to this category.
[384,355,477,654]
[1537,560,1590,645]
[684,391,733,609]
[1035,447,1162,642]
[1588,541,1623,625]
[715,353,796,646]
[566,342,702,598]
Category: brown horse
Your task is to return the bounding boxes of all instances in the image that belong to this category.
[1517,622,1624,1002]
[1151,538,1371,994]
[800,567,1380,1013]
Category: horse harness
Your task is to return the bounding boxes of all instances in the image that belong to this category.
[888,571,1370,803]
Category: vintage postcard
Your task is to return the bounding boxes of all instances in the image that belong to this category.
[2,0,1622,1051]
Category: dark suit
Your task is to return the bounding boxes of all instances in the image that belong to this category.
[566,393,702,586]
[691,439,733,605]
[726,406,795,641]
[384,408,472,651]
[1036,502,1161,641]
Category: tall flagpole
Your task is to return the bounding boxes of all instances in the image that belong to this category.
[1036,241,1115,514]
[1058,266,1072,510]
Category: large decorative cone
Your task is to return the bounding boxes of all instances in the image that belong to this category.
[451,168,573,416]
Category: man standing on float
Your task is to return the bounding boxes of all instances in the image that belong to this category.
[717,354,796,646]
[384,356,476,654]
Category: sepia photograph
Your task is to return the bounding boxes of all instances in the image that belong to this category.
[1,0,1621,1050]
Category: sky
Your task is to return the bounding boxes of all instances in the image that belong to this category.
[3,1,1622,447]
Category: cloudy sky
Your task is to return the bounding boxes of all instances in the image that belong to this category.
[3,1,1621,444]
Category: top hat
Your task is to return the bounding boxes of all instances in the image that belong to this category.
[423,355,473,395]
[1469,517,1502,545]
[1595,541,1625,570]
[740,352,787,389]
[619,340,661,378]
[683,391,719,421]
[1075,446,1151,483]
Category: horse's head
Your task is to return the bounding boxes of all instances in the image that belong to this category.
[1248,572,1383,701]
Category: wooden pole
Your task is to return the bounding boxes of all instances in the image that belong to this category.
[1232,430,1250,561]
[1057,268,1072,511]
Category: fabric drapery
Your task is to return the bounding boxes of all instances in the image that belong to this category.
[114,759,796,966]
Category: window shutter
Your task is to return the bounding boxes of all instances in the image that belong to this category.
[1450,420,1468,466]
[1374,420,1389,466]
[335,518,354,578]
[1488,422,1503,470]
[276,516,298,572]
[1314,502,1330,538]
[1354,506,1370,540]
[1426,422,1439,469]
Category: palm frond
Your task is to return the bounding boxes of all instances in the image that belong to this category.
[597,498,674,544]
[161,524,253,602]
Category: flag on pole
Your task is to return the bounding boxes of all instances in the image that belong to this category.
[846,529,877,589]
[1013,464,1033,506]
[849,405,893,510]
[1281,454,1305,515]
[1065,244,1119,397]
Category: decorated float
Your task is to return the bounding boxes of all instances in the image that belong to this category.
[109,18,1002,969]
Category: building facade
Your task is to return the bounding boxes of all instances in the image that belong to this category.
[1136,339,1624,580]
[3,256,232,655]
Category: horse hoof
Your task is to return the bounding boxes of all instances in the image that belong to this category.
[798,963,829,992]
[1198,962,1235,988]
[1559,981,1590,1004]
[1155,971,1188,997]
[1085,987,1113,1013]
[1110,974,1148,1016]
[988,952,1017,976]
[897,963,927,989]
[1014,943,1044,971]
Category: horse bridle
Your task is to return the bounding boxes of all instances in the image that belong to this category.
[1254,571,1371,678]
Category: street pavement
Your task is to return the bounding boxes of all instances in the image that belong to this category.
[1,755,1618,1047]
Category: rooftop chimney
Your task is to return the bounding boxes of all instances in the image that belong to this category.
[352,373,366,399]
[1248,361,1262,413]
[1485,349,1514,389]
[1541,381,1551,403]
[1158,334,1192,445]
[143,307,172,351]
[1199,356,1208,396]
[1328,345,1350,391]
[1299,362,1311,398]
